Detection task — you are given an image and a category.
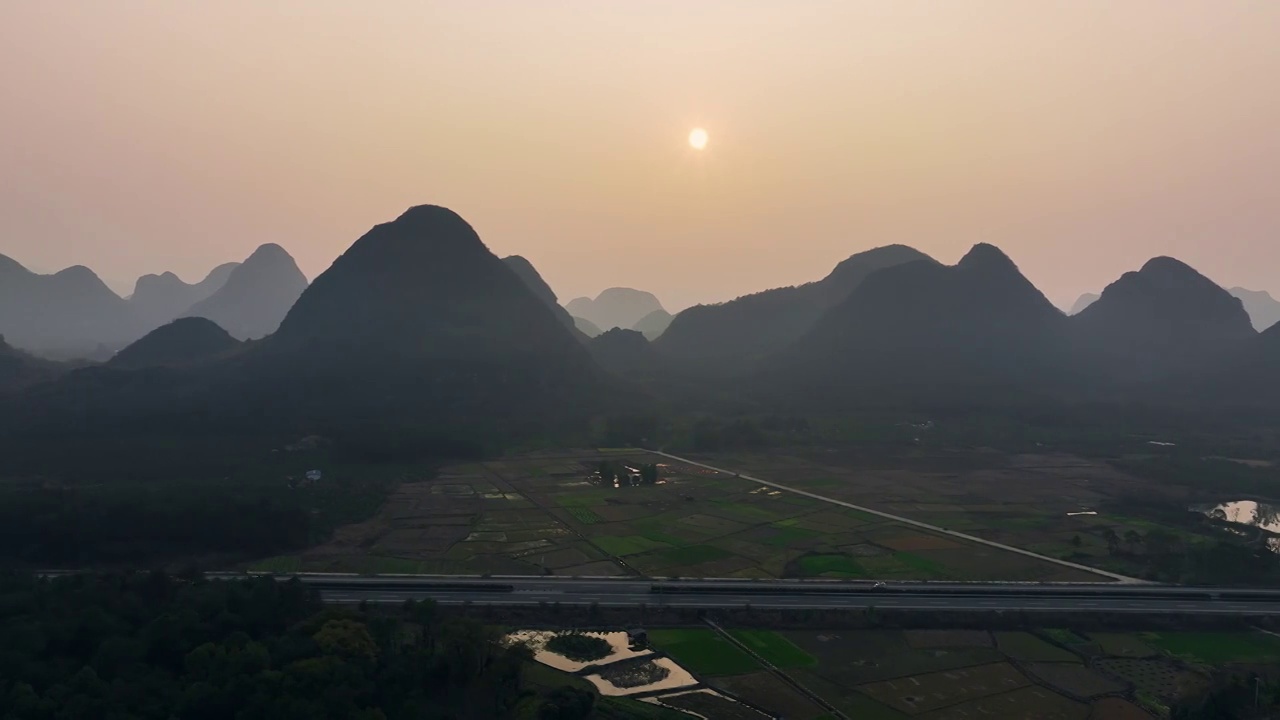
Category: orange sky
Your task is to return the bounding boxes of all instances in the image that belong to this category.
[2,2,1278,311]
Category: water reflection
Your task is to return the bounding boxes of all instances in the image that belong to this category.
[1203,500,1280,552]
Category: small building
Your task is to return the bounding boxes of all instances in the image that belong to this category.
[626,628,648,648]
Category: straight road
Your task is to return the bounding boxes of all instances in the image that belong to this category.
[316,587,1280,615]
[647,449,1141,583]
[257,575,1280,615]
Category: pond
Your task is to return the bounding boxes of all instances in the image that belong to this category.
[1201,500,1280,551]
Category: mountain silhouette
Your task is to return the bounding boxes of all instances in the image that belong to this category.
[1230,287,1280,332]
[777,244,1066,401]
[130,263,238,330]
[1072,257,1256,381]
[633,309,674,340]
[573,316,603,338]
[0,255,142,357]
[256,205,597,424]
[1069,293,1100,315]
[656,245,933,363]
[566,288,664,333]
[0,335,63,391]
[109,317,242,370]
[502,255,583,336]
[182,244,308,340]
[588,328,658,376]
[8,206,601,439]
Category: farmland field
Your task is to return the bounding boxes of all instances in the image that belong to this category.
[691,447,1215,582]
[648,629,761,676]
[729,630,816,669]
[520,625,1270,720]
[680,627,1252,720]
[995,632,1083,663]
[255,448,1114,581]
[1142,631,1280,665]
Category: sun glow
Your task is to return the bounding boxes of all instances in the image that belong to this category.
[688,128,708,150]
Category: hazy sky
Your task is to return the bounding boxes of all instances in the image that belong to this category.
[2,2,1278,311]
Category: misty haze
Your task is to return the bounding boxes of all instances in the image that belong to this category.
[3,3,1280,720]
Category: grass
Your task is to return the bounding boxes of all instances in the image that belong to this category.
[763,526,821,547]
[729,630,816,669]
[1144,632,1280,664]
[995,632,1081,663]
[568,507,602,524]
[712,501,781,521]
[249,554,302,573]
[892,552,947,575]
[798,554,864,577]
[648,629,762,676]
[360,556,427,574]
[554,490,618,508]
[593,535,672,556]
[656,545,733,565]
[1041,628,1089,646]
[635,521,692,547]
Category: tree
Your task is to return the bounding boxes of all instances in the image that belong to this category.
[1124,530,1144,552]
[597,461,617,484]
[1102,527,1121,555]
[312,619,379,663]
[1070,535,1083,549]
[639,463,659,485]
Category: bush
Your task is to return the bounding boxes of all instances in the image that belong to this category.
[545,633,613,663]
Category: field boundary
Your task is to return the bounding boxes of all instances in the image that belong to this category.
[704,618,851,720]
[648,450,1143,584]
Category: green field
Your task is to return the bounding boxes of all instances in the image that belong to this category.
[892,552,946,575]
[797,554,864,577]
[729,630,816,669]
[995,632,1082,663]
[248,554,303,573]
[648,629,762,676]
[655,545,732,565]
[568,507,602,524]
[280,449,1122,582]
[592,535,672,556]
[1145,632,1280,664]
[764,526,821,547]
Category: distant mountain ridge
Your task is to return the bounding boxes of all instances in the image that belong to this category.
[8,205,603,439]
[566,288,665,333]
[1,246,304,356]
[1230,287,1280,332]
[182,244,308,340]
[1069,293,1100,315]
[633,309,674,340]
[656,244,934,363]
[0,255,142,357]
[130,263,239,330]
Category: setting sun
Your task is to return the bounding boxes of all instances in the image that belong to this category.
[688,127,708,150]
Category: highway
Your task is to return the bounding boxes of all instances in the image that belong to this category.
[237,574,1280,615]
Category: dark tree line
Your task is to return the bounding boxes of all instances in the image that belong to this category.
[0,573,591,720]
